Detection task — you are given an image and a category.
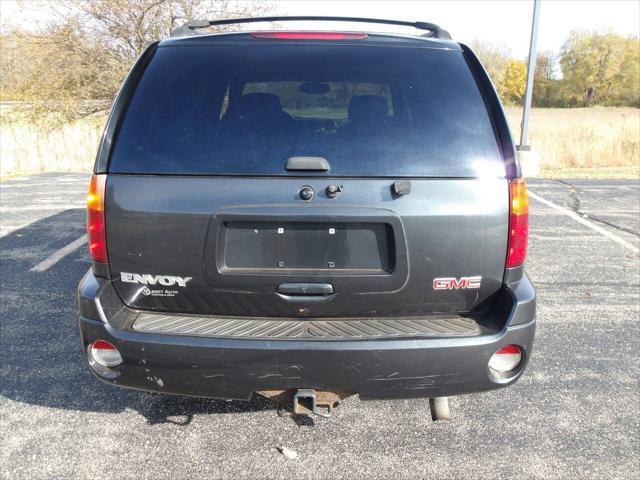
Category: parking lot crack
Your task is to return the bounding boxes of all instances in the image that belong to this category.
[554,179,640,237]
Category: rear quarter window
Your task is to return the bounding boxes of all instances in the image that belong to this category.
[109,44,504,177]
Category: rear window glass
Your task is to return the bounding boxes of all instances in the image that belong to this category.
[109,45,504,177]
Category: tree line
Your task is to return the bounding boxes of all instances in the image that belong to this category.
[472,31,639,108]
[0,0,638,122]
[0,0,271,120]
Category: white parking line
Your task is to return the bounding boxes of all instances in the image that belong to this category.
[29,234,88,272]
[528,190,639,254]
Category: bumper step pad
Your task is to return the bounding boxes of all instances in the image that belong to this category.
[132,313,480,340]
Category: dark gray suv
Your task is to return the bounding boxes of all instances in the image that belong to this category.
[78,17,535,419]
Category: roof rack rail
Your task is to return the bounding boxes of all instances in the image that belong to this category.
[170,16,451,40]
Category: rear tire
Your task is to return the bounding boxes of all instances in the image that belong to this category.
[429,397,451,421]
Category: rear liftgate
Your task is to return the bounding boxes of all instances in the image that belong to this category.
[102,20,518,420]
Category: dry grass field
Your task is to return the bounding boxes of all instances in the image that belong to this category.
[0,103,638,179]
[505,107,640,177]
[0,104,106,179]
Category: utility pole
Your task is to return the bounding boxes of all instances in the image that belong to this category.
[519,0,541,149]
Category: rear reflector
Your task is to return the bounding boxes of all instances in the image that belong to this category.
[488,345,522,373]
[87,174,107,263]
[251,31,368,40]
[506,178,529,267]
[90,340,122,368]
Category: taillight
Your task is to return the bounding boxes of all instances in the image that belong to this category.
[251,31,368,40]
[506,178,529,267]
[87,174,107,263]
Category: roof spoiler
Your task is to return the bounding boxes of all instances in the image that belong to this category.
[170,16,452,40]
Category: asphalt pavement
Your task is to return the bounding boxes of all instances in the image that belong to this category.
[1,174,638,479]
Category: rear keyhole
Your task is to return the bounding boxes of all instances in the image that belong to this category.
[299,186,314,201]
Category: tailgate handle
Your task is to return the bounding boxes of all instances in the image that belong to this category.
[285,156,330,171]
[277,283,334,296]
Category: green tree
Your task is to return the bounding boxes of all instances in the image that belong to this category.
[609,36,640,107]
[532,52,560,107]
[560,30,629,106]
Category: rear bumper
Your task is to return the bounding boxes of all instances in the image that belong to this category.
[78,271,536,400]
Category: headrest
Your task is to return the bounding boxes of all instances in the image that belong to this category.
[348,95,389,123]
[240,93,283,120]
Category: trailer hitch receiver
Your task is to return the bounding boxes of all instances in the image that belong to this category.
[293,389,331,417]
[257,389,354,417]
